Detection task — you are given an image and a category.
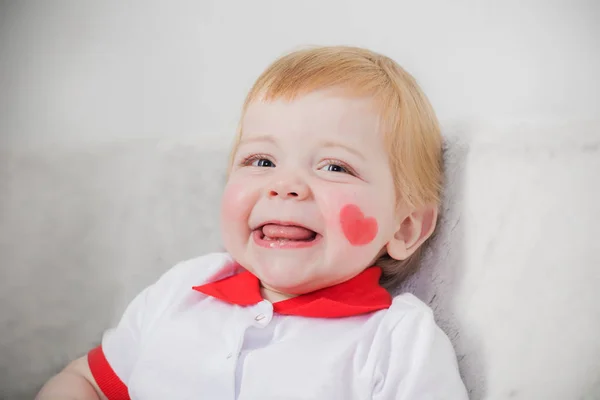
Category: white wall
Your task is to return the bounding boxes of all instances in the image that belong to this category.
[1,0,598,146]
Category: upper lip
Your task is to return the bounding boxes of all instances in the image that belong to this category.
[252,220,319,234]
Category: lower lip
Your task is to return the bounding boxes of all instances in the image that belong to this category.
[252,230,322,249]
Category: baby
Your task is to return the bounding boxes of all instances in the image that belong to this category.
[38,46,468,399]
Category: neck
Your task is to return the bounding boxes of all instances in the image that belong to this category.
[260,283,297,303]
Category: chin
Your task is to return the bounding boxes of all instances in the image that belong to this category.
[247,256,322,294]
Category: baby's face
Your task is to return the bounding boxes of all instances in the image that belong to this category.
[221,89,401,296]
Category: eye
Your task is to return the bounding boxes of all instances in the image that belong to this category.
[254,159,275,168]
[241,155,276,168]
[318,159,357,176]
[321,163,349,173]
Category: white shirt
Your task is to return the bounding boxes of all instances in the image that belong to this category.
[88,252,468,399]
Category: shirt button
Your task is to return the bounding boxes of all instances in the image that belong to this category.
[255,314,266,321]
[226,352,233,359]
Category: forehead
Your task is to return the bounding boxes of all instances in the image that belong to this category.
[241,90,382,144]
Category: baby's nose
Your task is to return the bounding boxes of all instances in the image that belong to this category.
[267,179,310,200]
[268,189,299,198]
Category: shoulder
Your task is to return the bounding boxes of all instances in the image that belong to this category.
[116,252,238,330]
[147,252,237,300]
[367,293,443,361]
[159,252,235,284]
[388,292,434,315]
[379,292,436,330]
[370,293,468,399]
[370,292,456,373]
[383,293,450,350]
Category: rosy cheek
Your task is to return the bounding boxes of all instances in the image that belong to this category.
[339,204,378,246]
[220,182,249,224]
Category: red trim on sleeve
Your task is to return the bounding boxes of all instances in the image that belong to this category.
[88,346,130,400]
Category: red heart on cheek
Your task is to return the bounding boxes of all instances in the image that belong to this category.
[339,204,378,246]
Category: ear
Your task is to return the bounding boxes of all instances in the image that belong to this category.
[386,204,438,261]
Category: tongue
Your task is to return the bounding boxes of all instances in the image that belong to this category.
[261,224,315,240]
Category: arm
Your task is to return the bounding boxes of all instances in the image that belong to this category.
[36,355,107,400]
[35,284,151,400]
[36,256,224,400]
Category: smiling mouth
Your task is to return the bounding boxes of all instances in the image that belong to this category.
[252,223,321,248]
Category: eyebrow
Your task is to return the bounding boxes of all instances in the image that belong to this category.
[238,135,278,147]
[238,135,366,161]
[319,140,366,161]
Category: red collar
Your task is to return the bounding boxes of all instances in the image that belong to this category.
[192,266,392,318]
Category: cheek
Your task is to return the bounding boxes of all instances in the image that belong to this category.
[318,189,381,247]
[220,181,253,228]
[339,204,378,246]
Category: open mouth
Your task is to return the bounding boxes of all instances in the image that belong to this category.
[252,223,321,248]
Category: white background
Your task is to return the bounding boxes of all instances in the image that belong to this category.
[1,0,599,145]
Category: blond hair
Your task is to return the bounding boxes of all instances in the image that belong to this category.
[230,46,443,290]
